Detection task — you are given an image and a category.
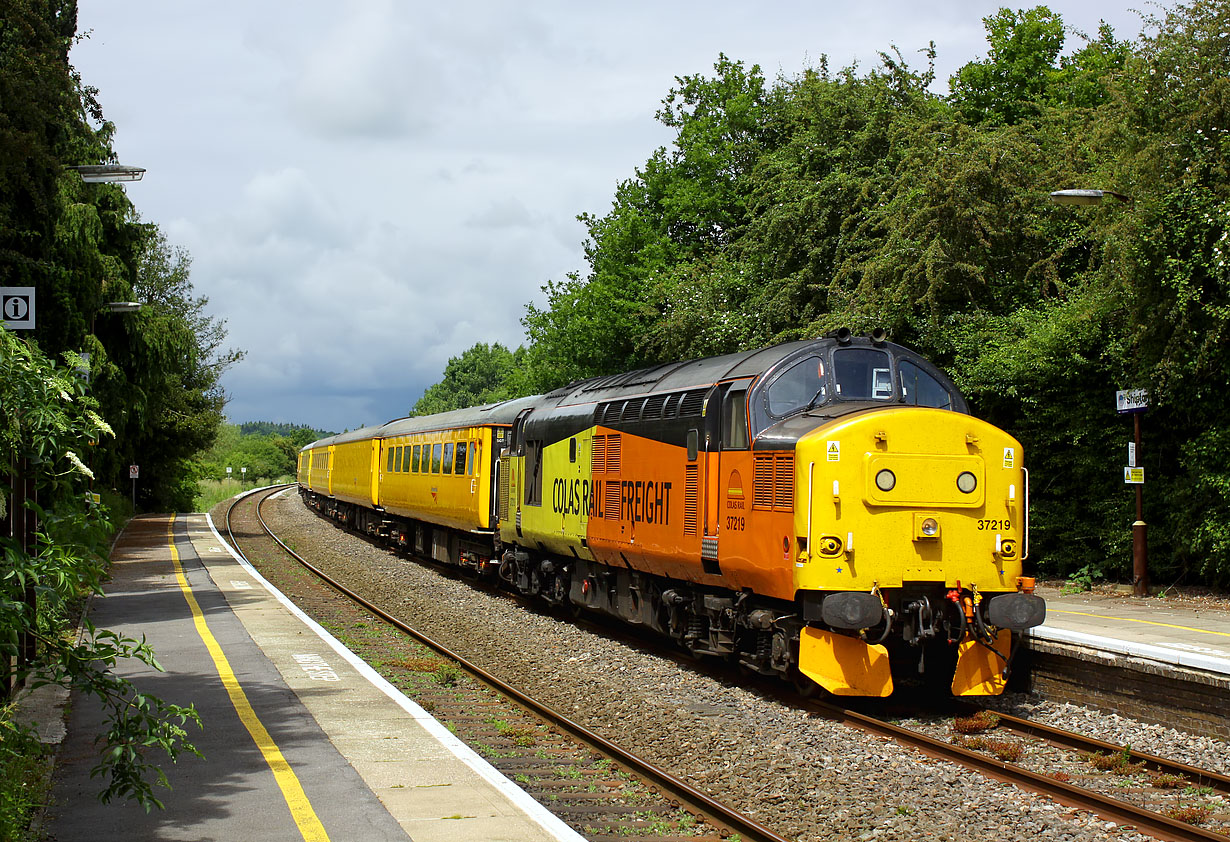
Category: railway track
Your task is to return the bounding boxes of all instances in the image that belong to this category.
[820,701,1230,842]
[223,485,792,842]
[225,485,1230,842]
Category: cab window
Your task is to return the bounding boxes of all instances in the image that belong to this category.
[765,356,826,418]
[899,359,953,409]
[833,348,893,400]
[722,384,750,449]
[431,443,442,473]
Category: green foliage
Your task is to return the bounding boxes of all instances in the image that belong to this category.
[0,712,50,841]
[466,1,1230,585]
[2,4,241,512]
[197,422,325,485]
[412,343,531,414]
[1,327,201,817]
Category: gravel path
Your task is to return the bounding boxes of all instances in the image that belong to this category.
[264,493,1230,842]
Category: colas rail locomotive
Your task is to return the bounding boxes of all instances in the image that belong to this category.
[298,330,1045,697]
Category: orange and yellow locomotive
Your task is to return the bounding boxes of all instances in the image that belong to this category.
[299,332,1044,697]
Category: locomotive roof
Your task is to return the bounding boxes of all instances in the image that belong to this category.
[376,395,539,437]
[550,339,814,407]
[298,396,538,453]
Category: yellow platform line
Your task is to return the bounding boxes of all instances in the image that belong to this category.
[1051,608,1230,640]
[166,514,330,842]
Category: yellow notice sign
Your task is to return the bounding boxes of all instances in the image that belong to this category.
[1124,467,1144,484]
[826,441,840,462]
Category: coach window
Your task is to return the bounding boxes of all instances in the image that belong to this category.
[722,382,750,449]
[834,348,893,401]
[395,446,405,472]
[408,444,418,472]
[899,359,953,410]
[400,445,411,472]
[443,443,454,474]
[431,443,442,473]
[387,448,396,473]
[765,355,826,418]
[468,441,477,475]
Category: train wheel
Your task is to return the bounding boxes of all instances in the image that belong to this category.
[791,668,821,699]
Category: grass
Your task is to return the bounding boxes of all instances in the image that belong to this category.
[951,709,1000,734]
[956,735,1025,762]
[193,475,293,512]
[0,713,53,842]
[1163,804,1212,825]
[1086,747,1144,775]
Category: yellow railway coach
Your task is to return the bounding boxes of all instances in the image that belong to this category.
[299,397,536,570]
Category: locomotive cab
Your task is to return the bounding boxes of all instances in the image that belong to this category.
[752,335,1045,696]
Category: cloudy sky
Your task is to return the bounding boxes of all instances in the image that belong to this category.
[73,0,1148,434]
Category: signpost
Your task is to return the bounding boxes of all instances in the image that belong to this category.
[1115,389,1149,595]
[129,465,139,509]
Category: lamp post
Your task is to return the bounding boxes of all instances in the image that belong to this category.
[1049,188,1148,596]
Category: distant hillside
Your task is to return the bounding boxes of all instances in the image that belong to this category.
[238,421,335,438]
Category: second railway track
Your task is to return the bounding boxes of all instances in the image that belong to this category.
[219,486,1230,842]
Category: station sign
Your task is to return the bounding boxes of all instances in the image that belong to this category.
[1,287,35,330]
[1124,467,1144,484]
[1115,389,1149,414]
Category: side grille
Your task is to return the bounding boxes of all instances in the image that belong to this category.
[606,434,622,474]
[753,452,795,512]
[604,480,622,520]
[684,464,699,535]
[498,454,510,520]
[592,435,607,473]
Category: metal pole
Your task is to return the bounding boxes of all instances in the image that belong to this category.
[1132,412,1148,596]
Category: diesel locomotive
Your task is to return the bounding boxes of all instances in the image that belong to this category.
[299,331,1045,697]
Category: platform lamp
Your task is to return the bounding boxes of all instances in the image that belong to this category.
[1049,188,1147,596]
[70,164,146,182]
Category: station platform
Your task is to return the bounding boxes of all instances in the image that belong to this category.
[1025,587,1230,738]
[42,509,585,842]
[1032,587,1230,676]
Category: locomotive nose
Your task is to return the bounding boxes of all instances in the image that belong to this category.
[793,407,1027,591]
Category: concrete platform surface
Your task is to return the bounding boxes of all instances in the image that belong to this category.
[43,505,585,842]
[1031,587,1230,677]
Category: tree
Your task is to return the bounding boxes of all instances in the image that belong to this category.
[412,343,530,415]
[1,327,201,814]
[949,7,1067,126]
[522,56,776,390]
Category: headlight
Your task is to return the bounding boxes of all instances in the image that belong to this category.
[875,469,896,491]
[956,471,977,494]
[920,517,939,537]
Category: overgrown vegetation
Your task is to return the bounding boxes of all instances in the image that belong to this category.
[2,0,226,828]
[1,0,242,513]
[423,0,1230,586]
[1,329,201,832]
